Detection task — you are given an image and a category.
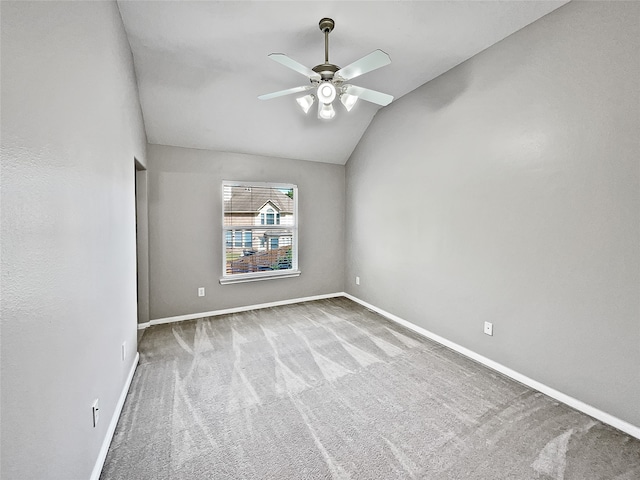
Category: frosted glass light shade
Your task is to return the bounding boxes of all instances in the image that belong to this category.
[318,102,335,120]
[296,94,315,114]
[317,82,336,104]
[340,93,358,112]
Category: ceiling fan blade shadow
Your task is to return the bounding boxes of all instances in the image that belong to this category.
[343,85,393,106]
[258,85,313,101]
[335,50,391,82]
[268,53,321,81]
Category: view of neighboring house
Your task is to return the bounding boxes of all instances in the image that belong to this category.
[223,185,295,273]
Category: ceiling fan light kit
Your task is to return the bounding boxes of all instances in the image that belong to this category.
[296,94,316,114]
[318,102,336,120]
[317,82,336,104]
[258,17,394,120]
[340,93,358,112]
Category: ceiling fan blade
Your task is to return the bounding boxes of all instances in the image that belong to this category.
[335,49,391,82]
[258,85,313,101]
[268,53,321,81]
[343,85,394,106]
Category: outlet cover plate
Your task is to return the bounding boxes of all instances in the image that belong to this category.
[484,321,493,336]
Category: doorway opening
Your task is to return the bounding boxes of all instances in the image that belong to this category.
[134,159,149,343]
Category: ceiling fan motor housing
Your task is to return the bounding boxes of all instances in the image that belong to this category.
[312,63,340,82]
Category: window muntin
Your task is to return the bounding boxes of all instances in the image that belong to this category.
[222,182,298,282]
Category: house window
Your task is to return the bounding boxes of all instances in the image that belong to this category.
[221,181,299,284]
[227,230,252,248]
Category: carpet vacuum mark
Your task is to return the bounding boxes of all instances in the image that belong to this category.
[101,298,640,479]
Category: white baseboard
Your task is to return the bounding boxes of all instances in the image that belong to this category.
[142,292,344,329]
[342,293,640,440]
[90,352,140,480]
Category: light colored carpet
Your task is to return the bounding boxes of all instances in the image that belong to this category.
[101,297,640,479]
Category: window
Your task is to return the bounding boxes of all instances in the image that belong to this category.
[221,181,299,284]
[261,207,280,225]
[227,230,252,248]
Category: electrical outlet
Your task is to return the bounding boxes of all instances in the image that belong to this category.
[484,321,493,336]
[121,341,126,361]
[355,276,360,285]
[92,399,99,427]
[198,287,205,297]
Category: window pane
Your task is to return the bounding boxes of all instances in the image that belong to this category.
[225,227,294,274]
[224,186,293,226]
[223,182,296,277]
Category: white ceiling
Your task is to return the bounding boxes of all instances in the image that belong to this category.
[117,1,568,165]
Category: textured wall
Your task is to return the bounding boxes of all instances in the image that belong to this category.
[345,1,640,427]
[1,2,147,478]
[147,144,345,320]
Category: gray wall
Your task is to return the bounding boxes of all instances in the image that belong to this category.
[147,144,345,320]
[345,1,640,427]
[1,2,147,479]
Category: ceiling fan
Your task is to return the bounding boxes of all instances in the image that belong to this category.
[258,18,394,120]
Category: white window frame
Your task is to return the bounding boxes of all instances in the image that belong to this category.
[220,180,300,285]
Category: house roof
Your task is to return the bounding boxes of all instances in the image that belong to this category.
[224,186,293,214]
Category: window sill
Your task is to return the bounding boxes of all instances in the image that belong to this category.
[219,270,301,285]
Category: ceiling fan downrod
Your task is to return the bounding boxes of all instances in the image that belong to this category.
[319,17,334,63]
[313,18,340,81]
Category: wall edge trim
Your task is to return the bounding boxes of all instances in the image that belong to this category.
[90,352,140,480]
[343,292,640,440]
[145,292,344,327]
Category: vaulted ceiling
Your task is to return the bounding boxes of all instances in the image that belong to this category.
[117,1,568,165]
